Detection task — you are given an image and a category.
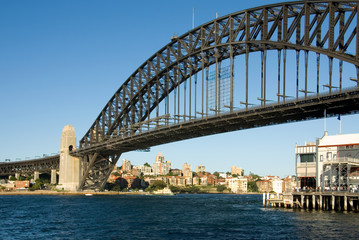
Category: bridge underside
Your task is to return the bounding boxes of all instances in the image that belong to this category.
[79,89,359,155]
[0,156,59,177]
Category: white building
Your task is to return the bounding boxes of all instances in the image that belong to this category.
[271,178,283,194]
[133,165,153,176]
[226,177,248,193]
[296,132,359,190]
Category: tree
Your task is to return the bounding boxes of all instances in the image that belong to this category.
[9,176,16,181]
[248,181,258,192]
[213,172,220,178]
[29,179,44,191]
[112,172,120,177]
[144,162,151,167]
[216,185,227,192]
[151,180,167,190]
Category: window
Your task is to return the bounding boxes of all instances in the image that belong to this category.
[327,152,332,161]
[320,155,323,162]
[300,154,315,163]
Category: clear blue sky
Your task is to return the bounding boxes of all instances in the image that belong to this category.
[1,0,359,177]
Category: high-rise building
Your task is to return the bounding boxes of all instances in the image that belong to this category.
[196,164,205,173]
[122,159,131,173]
[231,165,244,176]
[182,162,192,178]
[153,153,171,175]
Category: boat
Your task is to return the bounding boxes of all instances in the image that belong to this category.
[85,193,93,196]
[152,187,174,195]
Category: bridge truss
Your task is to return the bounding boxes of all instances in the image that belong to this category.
[0,156,59,177]
[75,1,359,190]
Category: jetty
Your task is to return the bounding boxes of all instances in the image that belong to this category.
[264,191,359,211]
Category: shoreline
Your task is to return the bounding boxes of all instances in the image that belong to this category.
[0,190,261,196]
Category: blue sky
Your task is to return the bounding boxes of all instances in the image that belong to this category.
[1,0,359,177]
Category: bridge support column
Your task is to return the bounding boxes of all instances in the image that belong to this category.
[51,169,57,185]
[34,171,40,181]
[15,172,20,180]
[58,125,81,191]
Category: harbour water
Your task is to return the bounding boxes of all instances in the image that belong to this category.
[1,194,358,239]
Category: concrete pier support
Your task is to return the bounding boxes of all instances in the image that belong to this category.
[34,171,40,181]
[15,173,20,180]
[312,195,316,209]
[306,197,309,209]
[344,195,348,211]
[58,125,80,191]
[319,195,322,210]
[263,193,266,207]
[349,199,354,211]
[301,195,304,208]
[332,195,335,210]
[51,169,57,185]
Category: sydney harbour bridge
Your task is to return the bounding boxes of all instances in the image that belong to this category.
[1,1,359,191]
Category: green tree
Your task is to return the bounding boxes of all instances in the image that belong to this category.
[216,185,227,192]
[144,162,151,167]
[112,172,120,177]
[248,181,258,192]
[29,179,44,191]
[213,172,220,178]
[152,180,167,190]
[9,176,17,181]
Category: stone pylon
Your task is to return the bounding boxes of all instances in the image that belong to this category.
[58,125,81,191]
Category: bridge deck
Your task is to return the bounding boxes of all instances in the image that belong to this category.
[75,89,359,156]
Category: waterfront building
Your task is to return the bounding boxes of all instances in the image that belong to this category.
[296,132,359,190]
[152,153,172,175]
[295,142,316,188]
[271,178,283,194]
[193,176,200,185]
[256,180,272,192]
[200,176,208,186]
[231,165,244,176]
[226,177,248,193]
[283,176,296,192]
[186,177,193,185]
[122,159,132,173]
[196,164,205,173]
[14,180,30,189]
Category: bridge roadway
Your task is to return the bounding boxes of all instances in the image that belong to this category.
[0,155,59,177]
[75,88,359,156]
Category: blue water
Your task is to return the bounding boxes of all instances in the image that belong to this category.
[0,194,358,239]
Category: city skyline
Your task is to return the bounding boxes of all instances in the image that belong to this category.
[1,0,359,178]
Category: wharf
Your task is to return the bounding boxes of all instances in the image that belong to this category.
[264,191,359,211]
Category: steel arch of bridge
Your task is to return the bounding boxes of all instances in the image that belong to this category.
[72,1,359,190]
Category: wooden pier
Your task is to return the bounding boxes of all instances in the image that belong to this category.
[264,192,359,211]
